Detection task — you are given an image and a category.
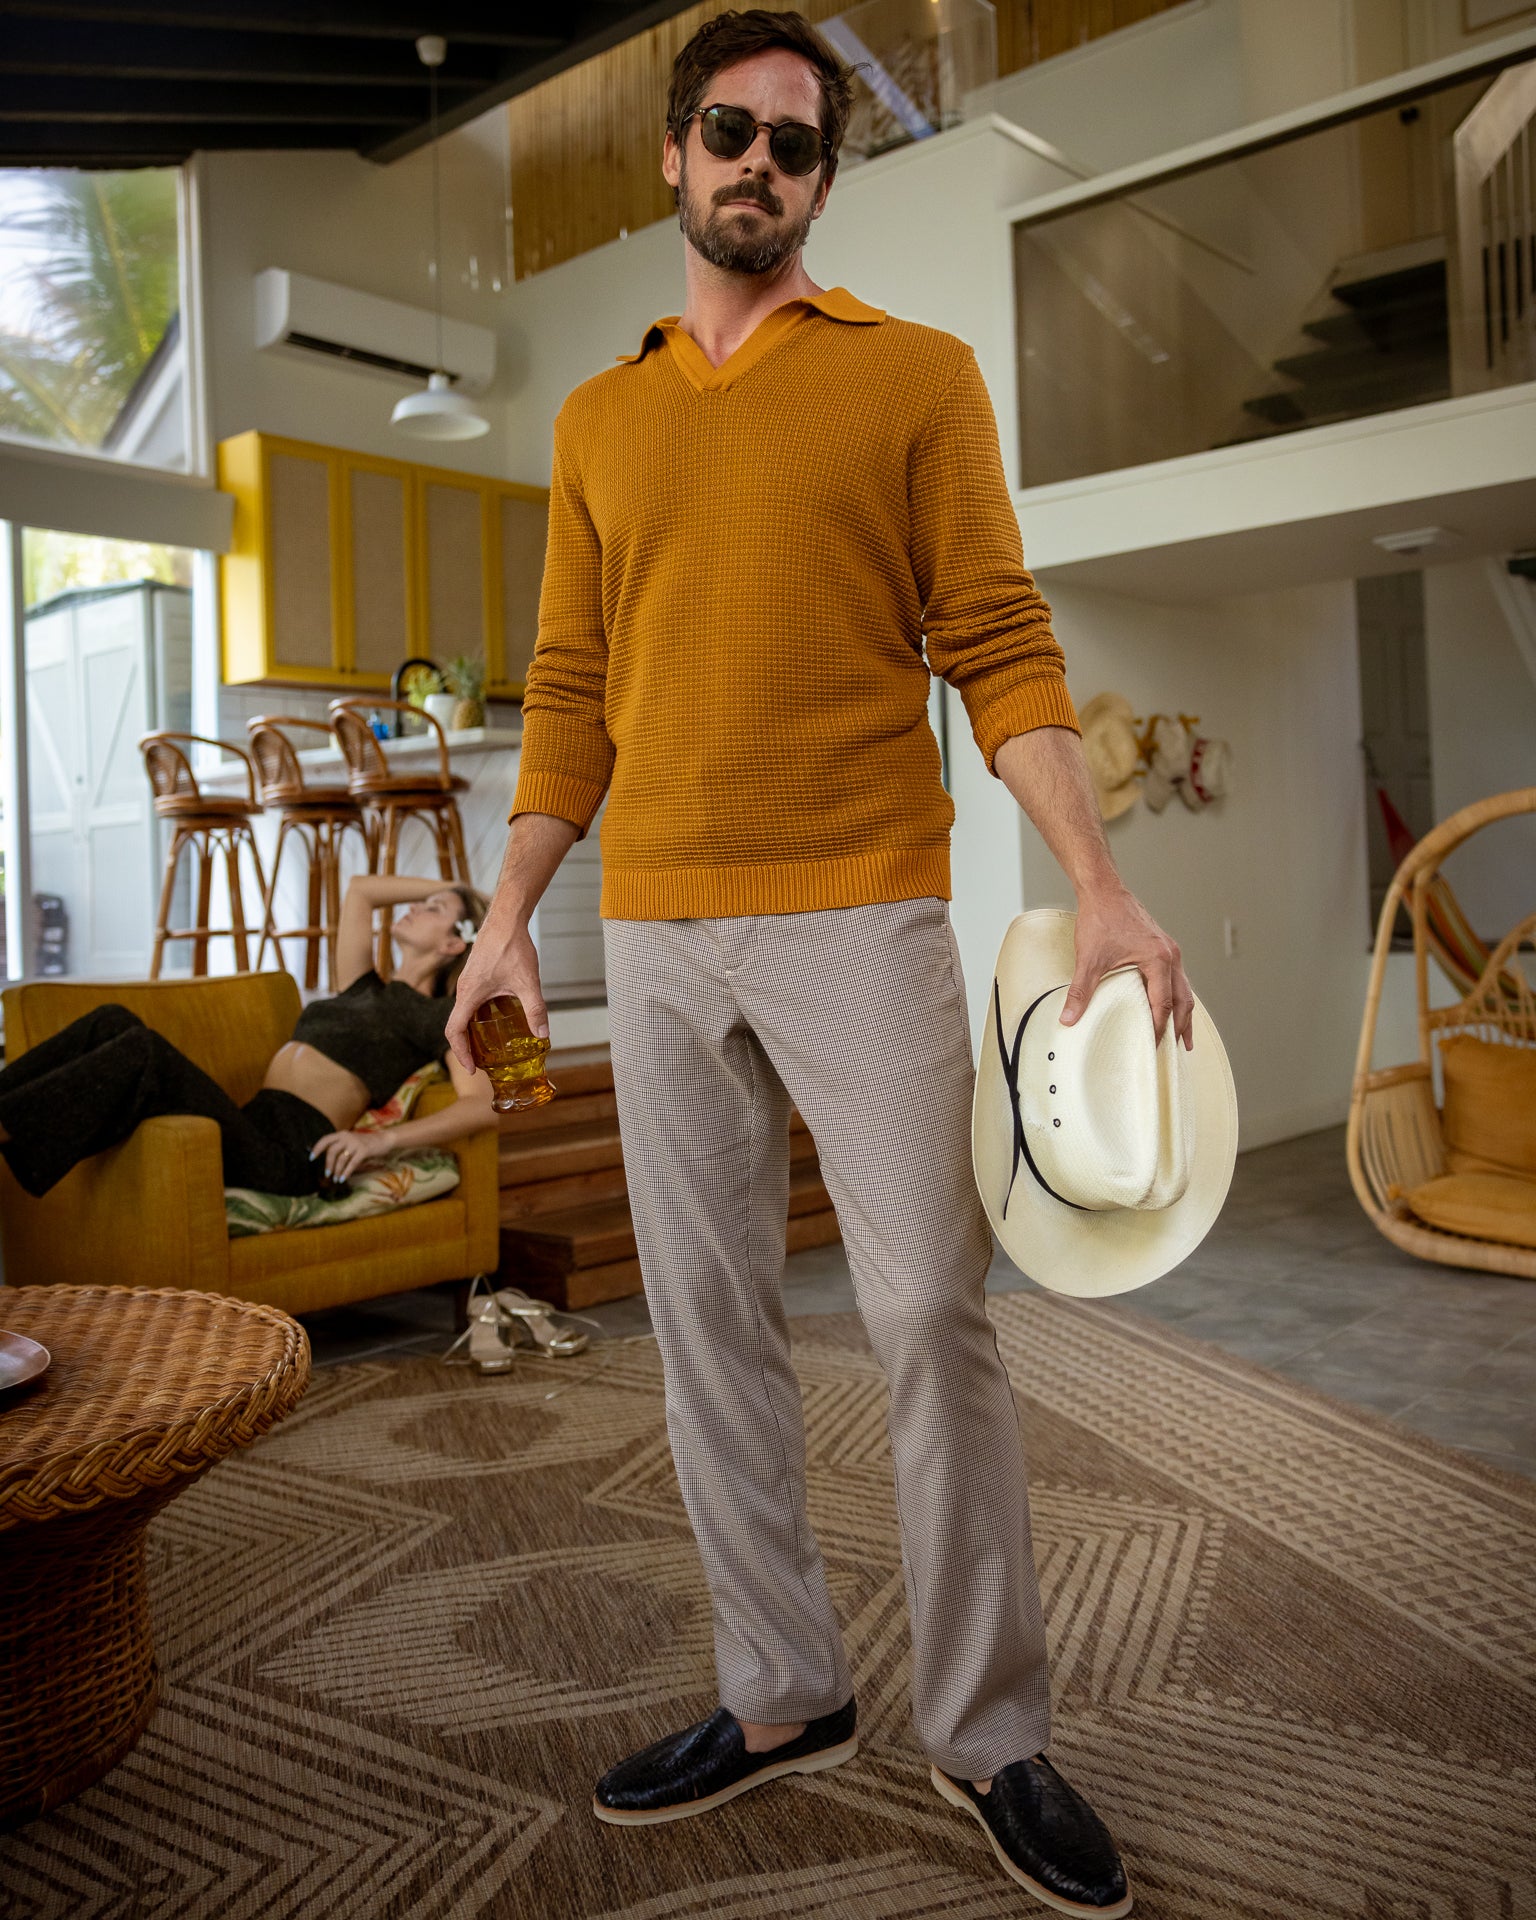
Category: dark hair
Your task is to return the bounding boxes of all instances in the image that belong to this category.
[433,885,489,1001]
[667,9,854,185]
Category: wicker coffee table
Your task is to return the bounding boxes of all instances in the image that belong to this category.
[0,1285,309,1829]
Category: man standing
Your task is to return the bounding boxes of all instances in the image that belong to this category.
[449,12,1190,1911]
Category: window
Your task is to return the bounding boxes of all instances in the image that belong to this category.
[1357,570,1434,938]
[13,529,196,980]
[0,167,186,470]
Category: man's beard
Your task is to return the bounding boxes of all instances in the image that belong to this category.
[677,153,815,275]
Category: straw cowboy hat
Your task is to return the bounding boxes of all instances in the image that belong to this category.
[973,910,1238,1296]
[1077,693,1141,823]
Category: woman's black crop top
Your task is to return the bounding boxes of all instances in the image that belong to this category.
[289,970,452,1110]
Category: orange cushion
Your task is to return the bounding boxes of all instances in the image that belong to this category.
[228,1193,468,1288]
[1400,1170,1536,1250]
[1438,1036,1536,1179]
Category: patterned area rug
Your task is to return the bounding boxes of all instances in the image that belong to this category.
[4,1293,1535,1919]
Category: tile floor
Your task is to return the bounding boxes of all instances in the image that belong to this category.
[302,1124,1536,1482]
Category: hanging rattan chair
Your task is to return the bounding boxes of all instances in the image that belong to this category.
[1347,786,1536,1278]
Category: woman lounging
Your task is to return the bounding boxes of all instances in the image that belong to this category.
[0,876,497,1201]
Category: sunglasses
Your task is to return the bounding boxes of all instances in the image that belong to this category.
[683,102,829,178]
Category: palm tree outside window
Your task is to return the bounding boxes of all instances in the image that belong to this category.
[0,168,184,470]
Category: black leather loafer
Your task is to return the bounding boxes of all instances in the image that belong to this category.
[592,1698,857,1826]
[931,1755,1132,1916]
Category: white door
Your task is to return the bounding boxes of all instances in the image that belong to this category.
[24,604,80,968]
[78,591,154,974]
[26,591,156,977]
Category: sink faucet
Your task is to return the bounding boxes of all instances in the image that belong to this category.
[389,658,442,737]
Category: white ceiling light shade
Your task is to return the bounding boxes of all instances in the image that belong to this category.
[392,34,490,442]
[391,370,490,439]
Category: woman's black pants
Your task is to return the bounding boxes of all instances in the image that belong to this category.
[0,1003,331,1199]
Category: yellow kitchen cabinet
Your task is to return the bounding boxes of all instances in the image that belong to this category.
[218,430,549,697]
[416,469,487,669]
[342,452,418,683]
[219,433,344,685]
[492,485,549,692]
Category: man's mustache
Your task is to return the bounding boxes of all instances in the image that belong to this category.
[712,182,781,216]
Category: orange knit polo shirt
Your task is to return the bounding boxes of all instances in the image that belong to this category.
[510,286,1078,920]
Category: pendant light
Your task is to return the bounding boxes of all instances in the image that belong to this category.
[392,34,489,441]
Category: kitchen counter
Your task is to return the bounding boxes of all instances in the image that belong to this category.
[200,724,524,784]
[199,721,605,1002]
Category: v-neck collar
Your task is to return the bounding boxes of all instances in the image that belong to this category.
[615,285,885,393]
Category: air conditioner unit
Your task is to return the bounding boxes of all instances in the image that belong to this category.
[253,267,495,395]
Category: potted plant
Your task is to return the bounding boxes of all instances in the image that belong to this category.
[421,680,460,733]
[442,654,487,732]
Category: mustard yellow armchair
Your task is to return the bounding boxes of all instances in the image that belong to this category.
[0,973,499,1316]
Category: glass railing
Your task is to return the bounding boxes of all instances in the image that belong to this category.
[1010,51,1536,489]
[824,0,997,165]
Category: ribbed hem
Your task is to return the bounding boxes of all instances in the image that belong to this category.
[600,846,950,920]
[969,674,1081,773]
[509,768,608,837]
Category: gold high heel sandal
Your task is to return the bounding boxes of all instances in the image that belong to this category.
[455,1283,592,1371]
[492,1288,591,1358]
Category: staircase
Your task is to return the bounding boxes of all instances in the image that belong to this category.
[496,1043,842,1309]
[1227,240,1449,445]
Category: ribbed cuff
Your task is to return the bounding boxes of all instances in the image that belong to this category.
[600,845,951,920]
[509,767,608,837]
[969,674,1081,773]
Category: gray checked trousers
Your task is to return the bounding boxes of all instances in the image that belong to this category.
[602,898,1051,1778]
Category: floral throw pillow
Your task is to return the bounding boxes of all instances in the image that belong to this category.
[353,1062,442,1132]
[225,1062,461,1238]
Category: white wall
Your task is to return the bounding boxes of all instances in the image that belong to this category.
[1023,576,1373,1146]
[967,0,1536,176]
[966,2,1245,174]
[1235,0,1356,118]
[199,128,519,478]
[1396,0,1536,67]
[497,215,678,484]
[1016,548,1536,1130]
[1014,381,1536,601]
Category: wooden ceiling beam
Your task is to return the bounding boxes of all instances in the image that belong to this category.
[0,77,424,123]
[363,0,701,160]
[0,122,371,158]
[0,149,187,165]
[0,20,501,85]
[0,2,710,171]
[0,2,566,46]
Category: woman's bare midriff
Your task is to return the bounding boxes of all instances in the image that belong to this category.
[263,1042,371,1131]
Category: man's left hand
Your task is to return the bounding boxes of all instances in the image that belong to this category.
[1062,884,1194,1048]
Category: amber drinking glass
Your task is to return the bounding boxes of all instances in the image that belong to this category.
[467,994,557,1111]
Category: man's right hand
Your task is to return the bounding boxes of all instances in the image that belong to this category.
[448,809,583,1069]
[445,913,549,1071]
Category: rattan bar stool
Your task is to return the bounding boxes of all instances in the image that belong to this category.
[247,715,376,991]
[0,1285,308,1829]
[329,698,473,976]
[140,732,268,979]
